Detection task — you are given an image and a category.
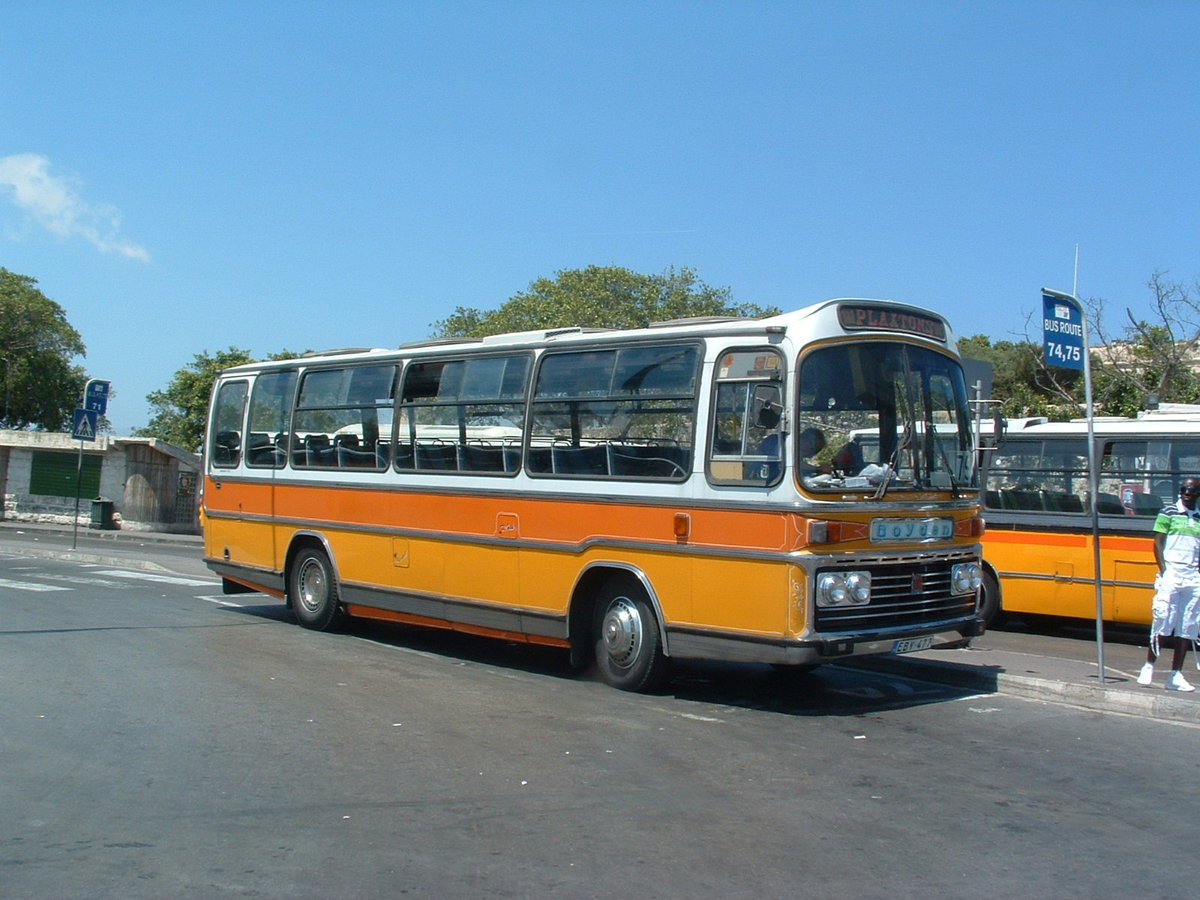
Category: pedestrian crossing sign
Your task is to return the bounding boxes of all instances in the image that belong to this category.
[72,408,98,441]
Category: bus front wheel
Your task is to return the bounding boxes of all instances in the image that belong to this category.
[979,568,1002,626]
[593,576,668,692]
[289,546,343,631]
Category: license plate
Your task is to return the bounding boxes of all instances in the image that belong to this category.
[870,517,954,543]
[893,636,935,654]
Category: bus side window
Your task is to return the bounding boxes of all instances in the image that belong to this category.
[706,348,784,486]
[529,344,698,481]
[210,380,249,468]
[246,370,297,469]
[399,355,528,475]
[293,364,397,470]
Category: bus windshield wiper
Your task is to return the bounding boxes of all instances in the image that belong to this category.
[873,422,912,500]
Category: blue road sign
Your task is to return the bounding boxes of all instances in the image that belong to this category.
[84,379,110,415]
[72,408,98,441]
[1042,291,1085,371]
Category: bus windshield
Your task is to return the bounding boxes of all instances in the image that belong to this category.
[796,342,976,493]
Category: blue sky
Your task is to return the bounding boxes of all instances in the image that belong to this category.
[2,1,1198,435]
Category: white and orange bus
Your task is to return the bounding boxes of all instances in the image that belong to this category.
[979,406,1200,626]
[201,299,986,691]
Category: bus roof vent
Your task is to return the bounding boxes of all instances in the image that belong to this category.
[299,348,378,357]
[398,337,485,350]
[648,316,751,328]
[544,326,615,339]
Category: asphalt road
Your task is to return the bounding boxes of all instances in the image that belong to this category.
[1,540,1196,898]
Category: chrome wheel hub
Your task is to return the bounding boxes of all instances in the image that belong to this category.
[600,597,642,668]
[297,560,326,613]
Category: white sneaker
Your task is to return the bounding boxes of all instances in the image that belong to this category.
[1165,671,1195,692]
[1136,662,1155,686]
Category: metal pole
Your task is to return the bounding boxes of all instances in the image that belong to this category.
[72,441,83,550]
[1044,286,1106,682]
[71,378,95,552]
[1,357,9,426]
[1081,311,1106,682]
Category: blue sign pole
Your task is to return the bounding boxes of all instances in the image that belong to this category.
[1042,288,1106,682]
[73,379,110,550]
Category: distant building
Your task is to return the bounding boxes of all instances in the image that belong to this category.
[0,430,200,533]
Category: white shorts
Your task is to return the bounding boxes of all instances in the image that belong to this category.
[1150,569,1200,643]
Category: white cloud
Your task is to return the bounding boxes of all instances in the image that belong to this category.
[0,153,150,262]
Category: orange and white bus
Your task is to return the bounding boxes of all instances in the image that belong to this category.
[200,299,986,691]
[979,406,1200,626]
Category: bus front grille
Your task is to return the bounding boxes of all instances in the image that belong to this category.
[813,559,977,633]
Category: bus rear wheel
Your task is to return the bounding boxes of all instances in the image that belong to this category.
[289,546,343,631]
[593,576,668,692]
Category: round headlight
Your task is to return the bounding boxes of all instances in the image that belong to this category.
[952,566,970,593]
[818,573,847,607]
[846,572,871,604]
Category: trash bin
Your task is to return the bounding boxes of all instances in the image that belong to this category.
[90,498,116,530]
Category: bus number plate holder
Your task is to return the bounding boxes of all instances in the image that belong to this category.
[870,517,953,543]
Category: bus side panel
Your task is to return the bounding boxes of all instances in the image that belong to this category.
[272,483,520,606]
[1110,534,1156,624]
[982,529,1157,625]
[984,530,1093,619]
[203,477,277,579]
[689,556,791,636]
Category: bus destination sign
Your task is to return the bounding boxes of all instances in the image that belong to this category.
[837,304,947,341]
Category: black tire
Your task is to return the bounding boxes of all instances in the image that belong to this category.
[289,546,343,631]
[593,575,668,692]
[978,567,1002,627]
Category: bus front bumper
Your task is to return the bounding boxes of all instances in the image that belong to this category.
[665,617,986,668]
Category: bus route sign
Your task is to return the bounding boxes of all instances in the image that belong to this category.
[1042,291,1084,371]
[84,379,111,415]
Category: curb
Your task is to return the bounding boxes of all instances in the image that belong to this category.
[846,654,1200,726]
[0,542,177,573]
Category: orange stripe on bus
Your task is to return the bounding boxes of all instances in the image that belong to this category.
[982,530,1151,551]
[983,530,1087,548]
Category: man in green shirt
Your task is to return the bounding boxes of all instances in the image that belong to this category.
[1137,478,1200,692]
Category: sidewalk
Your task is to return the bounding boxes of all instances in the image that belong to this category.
[848,631,1200,726]
[2,520,1198,724]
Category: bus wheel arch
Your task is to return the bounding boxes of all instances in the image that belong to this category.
[285,534,345,631]
[571,566,669,692]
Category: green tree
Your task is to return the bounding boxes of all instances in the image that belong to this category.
[0,268,88,430]
[432,265,778,338]
[959,334,1082,420]
[1088,271,1200,416]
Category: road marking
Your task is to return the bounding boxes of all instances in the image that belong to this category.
[674,711,726,723]
[91,569,216,586]
[28,574,128,587]
[0,577,71,592]
[197,595,248,607]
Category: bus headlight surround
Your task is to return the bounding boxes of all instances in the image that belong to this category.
[817,571,872,607]
[952,562,983,595]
